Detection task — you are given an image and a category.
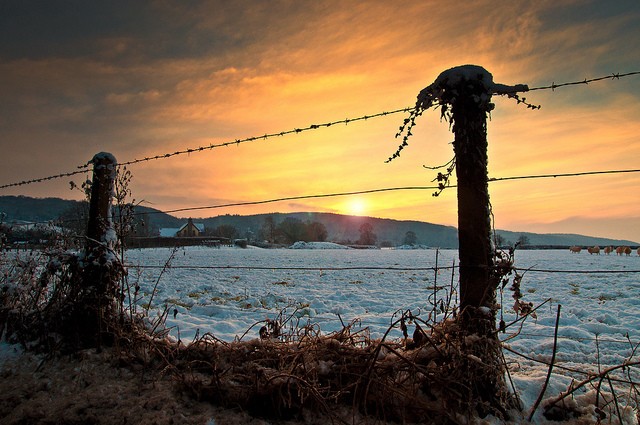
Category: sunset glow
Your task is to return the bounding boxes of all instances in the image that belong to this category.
[0,1,639,241]
[345,198,368,217]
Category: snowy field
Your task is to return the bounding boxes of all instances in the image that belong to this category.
[126,244,640,423]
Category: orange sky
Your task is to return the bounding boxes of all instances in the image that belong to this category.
[1,1,639,242]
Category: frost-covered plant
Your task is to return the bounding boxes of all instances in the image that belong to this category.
[387,65,530,163]
[0,163,138,350]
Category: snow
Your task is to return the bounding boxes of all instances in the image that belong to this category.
[159,227,181,237]
[91,152,117,166]
[2,245,638,423]
[430,64,529,95]
[121,245,640,423]
[289,241,350,249]
[416,64,529,114]
[0,341,22,368]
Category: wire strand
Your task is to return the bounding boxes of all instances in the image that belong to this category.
[1,70,638,190]
[0,169,89,190]
[124,263,640,275]
[128,264,443,272]
[152,185,442,216]
[118,107,413,168]
[527,71,640,92]
[489,168,640,182]
[5,166,640,226]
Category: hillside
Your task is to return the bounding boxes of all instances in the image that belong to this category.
[202,212,459,248]
[493,229,638,249]
[0,195,181,229]
[1,195,637,248]
[0,195,79,223]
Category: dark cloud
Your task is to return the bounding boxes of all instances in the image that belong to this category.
[0,1,323,65]
[1,1,148,60]
[2,2,186,62]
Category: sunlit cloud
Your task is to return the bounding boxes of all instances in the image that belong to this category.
[1,1,639,241]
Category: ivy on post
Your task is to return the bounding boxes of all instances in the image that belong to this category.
[80,152,120,349]
[389,65,528,416]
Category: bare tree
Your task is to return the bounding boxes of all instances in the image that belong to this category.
[403,230,418,246]
[357,222,377,245]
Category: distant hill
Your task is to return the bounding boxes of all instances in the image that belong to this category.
[199,212,637,248]
[493,229,638,249]
[1,195,637,248]
[202,212,459,248]
[0,195,181,229]
[0,195,79,223]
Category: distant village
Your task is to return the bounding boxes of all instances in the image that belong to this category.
[136,218,242,248]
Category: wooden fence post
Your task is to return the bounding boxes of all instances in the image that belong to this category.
[445,67,526,413]
[390,65,528,415]
[87,152,117,245]
[451,78,495,325]
[80,152,118,348]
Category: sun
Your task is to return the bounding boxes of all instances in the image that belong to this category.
[347,198,367,216]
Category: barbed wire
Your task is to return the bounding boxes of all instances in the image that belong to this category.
[524,267,640,274]
[128,264,444,272]
[150,185,442,216]
[489,168,640,183]
[527,71,640,92]
[504,332,638,346]
[125,264,640,274]
[502,346,640,386]
[0,108,411,190]
[122,167,640,218]
[118,107,413,167]
[0,169,89,190]
[4,167,640,227]
[1,71,638,191]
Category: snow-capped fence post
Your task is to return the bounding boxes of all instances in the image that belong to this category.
[86,152,116,245]
[390,65,528,415]
[450,76,495,326]
[392,66,527,326]
[80,152,119,349]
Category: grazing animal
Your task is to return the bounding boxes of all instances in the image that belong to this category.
[616,246,625,256]
[587,246,600,255]
[569,246,582,254]
[624,246,632,256]
[637,247,640,256]
[604,246,613,255]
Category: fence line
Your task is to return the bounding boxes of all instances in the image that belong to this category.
[125,264,640,275]
[0,169,90,190]
[489,168,640,183]
[123,264,640,346]
[5,167,640,227]
[502,346,640,386]
[128,264,444,272]
[526,71,640,92]
[504,332,638,346]
[523,268,640,274]
[143,168,640,218]
[0,107,411,190]
[148,185,443,216]
[1,70,638,191]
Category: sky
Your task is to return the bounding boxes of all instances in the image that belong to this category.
[1,0,639,242]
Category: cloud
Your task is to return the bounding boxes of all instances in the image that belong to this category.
[1,1,639,241]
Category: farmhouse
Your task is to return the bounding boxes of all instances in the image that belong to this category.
[159,218,205,237]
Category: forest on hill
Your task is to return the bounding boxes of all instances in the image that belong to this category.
[1,195,637,248]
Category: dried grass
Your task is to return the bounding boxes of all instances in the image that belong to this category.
[111,311,516,425]
[0,234,516,424]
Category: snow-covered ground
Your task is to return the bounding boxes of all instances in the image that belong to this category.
[125,245,640,423]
